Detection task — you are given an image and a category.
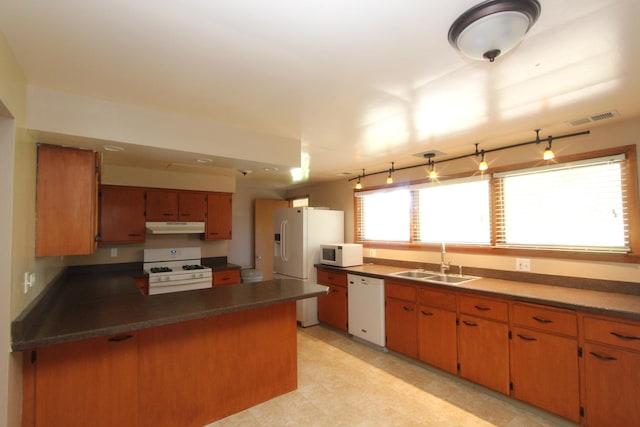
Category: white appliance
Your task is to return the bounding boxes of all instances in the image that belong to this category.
[320,243,363,267]
[273,207,344,327]
[143,247,212,295]
[348,274,385,347]
[145,222,205,234]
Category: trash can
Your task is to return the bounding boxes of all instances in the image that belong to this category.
[241,268,263,283]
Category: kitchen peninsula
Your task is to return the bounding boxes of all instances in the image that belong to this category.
[12,264,328,427]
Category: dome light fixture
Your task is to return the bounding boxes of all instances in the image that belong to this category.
[448,0,541,62]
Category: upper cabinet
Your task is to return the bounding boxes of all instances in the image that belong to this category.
[99,186,146,244]
[97,186,232,243]
[205,193,232,240]
[145,190,207,222]
[36,144,99,257]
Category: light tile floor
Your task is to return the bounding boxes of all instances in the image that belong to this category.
[208,325,579,426]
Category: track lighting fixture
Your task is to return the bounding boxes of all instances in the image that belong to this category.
[475,143,488,171]
[543,136,555,160]
[479,151,488,171]
[348,129,589,187]
[386,162,395,184]
[355,169,364,189]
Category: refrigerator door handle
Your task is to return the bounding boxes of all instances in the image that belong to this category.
[280,219,288,262]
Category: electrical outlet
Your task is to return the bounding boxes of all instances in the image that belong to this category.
[370,249,377,257]
[516,258,531,272]
[110,248,118,258]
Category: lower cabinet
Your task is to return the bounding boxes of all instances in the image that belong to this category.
[22,303,297,427]
[581,314,640,427]
[385,281,418,358]
[417,288,457,374]
[458,313,510,394]
[317,268,348,331]
[510,303,580,422]
[27,333,138,427]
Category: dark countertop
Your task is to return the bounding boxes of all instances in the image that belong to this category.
[318,264,640,320]
[11,268,328,351]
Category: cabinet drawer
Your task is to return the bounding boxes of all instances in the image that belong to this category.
[583,316,640,352]
[385,281,417,303]
[212,269,240,286]
[459,294,508,322]
[418,288,456,311]
[317,269,347,287]
[512,303,577,337]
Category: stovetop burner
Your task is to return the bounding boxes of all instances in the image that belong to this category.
[150,267,172,273]
[182,264,206,270]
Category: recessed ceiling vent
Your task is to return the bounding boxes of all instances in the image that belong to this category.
[567,110,619,127]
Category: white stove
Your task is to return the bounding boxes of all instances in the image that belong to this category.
[143,247,212,295]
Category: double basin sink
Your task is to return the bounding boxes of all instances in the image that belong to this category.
[390,269,479,285]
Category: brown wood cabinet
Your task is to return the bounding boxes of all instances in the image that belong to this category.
[316,268,348,331]
[581,314,640,427]
[35,144,99,256]
[178,191,207,221]
[205,192,232,240]
[212,269,240,286]
[99,186,146,243]
[417,288,457,374]
[22,302,297,427]
[457,294,510,394]
[26,333,138,427]
[145,189,179,221]
[385,280,418,358]
[510,303,580,422]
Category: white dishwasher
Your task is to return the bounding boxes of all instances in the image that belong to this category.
[348,274,385,347]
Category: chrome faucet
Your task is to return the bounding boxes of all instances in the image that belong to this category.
[440,242,450,275]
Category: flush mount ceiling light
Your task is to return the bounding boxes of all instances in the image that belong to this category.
[448,0,541,62]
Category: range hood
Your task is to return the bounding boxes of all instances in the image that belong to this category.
[145,222,206,234]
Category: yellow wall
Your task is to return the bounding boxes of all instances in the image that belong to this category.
[287,117,640,283]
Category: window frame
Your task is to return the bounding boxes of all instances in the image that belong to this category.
[353,145,640,263]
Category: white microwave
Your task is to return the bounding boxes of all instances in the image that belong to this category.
[320,243,363,267]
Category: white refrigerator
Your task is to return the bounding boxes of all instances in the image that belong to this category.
[273,207,344,327]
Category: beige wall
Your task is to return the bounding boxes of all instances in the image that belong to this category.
[288,117,640,283]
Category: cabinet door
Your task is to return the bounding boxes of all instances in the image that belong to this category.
[145,190,178,221]
[583,342,640,427]
[99,186,146,243]
[178,192,207,221]
[34,334,138,427]
[317,285,348,331]
[205,193,232,240]
[458,314,510,394]
[36,144,98,256]
[385,298,417,358]
[418,305,457,374]
[510,326,580,422]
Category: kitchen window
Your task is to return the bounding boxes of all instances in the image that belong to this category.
[354,145,639,261]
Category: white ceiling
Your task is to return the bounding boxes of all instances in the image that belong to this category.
[1,0,639,189]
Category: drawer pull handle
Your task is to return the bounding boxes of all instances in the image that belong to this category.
[610,331,640,341]
[532,316,553,324]
[421,310,434,316]
[127,233,141,237]
[474,305,491,311]
[517,334,537,341]
[331,288,339,293]
[589,352,617,361]
[108,335,133,342]
[403,306,414,312]
[462,320,478,327]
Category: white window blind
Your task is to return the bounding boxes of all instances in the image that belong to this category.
[355,188,411,242]
[494,154,629,252]
[414,176,491,244]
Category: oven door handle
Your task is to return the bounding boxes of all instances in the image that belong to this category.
[151,277,211,288]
